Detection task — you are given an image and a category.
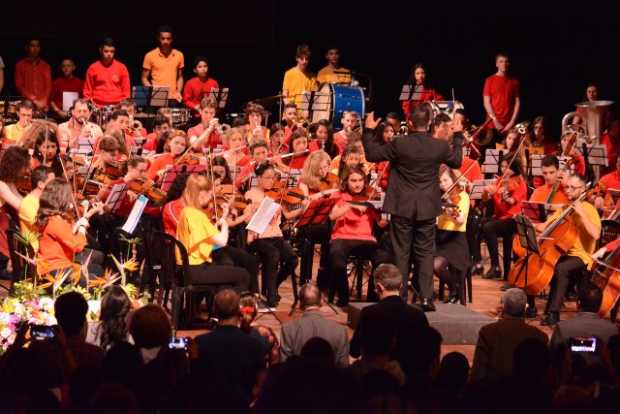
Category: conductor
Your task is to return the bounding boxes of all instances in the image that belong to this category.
[363,105,464,311]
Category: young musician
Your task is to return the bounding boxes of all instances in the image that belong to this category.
[537,174,601,325]
[317,47,351,85]
[223,127,251,178]
[83,38,131,107]
[176,174,251,292]
[235,141,269,189]
[529,155,568,208]
[334,111,360,154]
[19,166,55,252]
[559,131,586,177]
[2,100,34,143]
[245,103,270,146]
[479,159,527,280]
[373,122,395,190]
[308,120,339,157]
[57,98,103,154]
[281,103,299,145]
[434,166,470,303]
[600,119,620,174]
[334,144,364,178]
[329,166,380,307]
[432,113,452,141]
[244,163,299,308]
[183,56,219,113]
[50,59,83,120]
[483,52,520,138]
[401,63,443,120]
[282,44,318,106]
[146,130,189,181]
[90,136,126,184]
[14,38,51,112]
[141,25,184,103]
[529,116,556,155]
[269,123,288,154]
[497,128,527,173]
[284,133,309,170]
[187,99,221,150]
[31,127,63,177]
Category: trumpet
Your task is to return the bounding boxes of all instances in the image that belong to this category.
[516,121,530,135]
[398,121,409,135]
[132,119,143,131]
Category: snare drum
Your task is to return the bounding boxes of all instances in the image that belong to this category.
[305,84,365,129]
[160,108,190,128]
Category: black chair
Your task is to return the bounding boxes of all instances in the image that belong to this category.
[438,267,473,305]
[328,254,375,303]
[142,231,216,329]
[6,229,36,292]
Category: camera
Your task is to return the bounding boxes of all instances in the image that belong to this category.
[168,337,189,350]
[30,324,56,340]
[569,336,597,353]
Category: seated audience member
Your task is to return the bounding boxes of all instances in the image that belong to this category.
[350,264,429,362]
[195,289,267,404]
[280,283,349,367]
[436,352,470,395]
[239,294,280,365]
[550,280,619,353]
[470,288,548,383]
[87,285,133,351]
[54,291,105,375]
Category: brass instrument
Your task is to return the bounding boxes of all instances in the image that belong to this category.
[398,121,409,135]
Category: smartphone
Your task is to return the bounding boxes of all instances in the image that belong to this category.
[168,337,189,350]
[569,336,597,353]
[30,324,56,340]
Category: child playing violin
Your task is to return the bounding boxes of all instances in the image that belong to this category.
[329,165,380,307]
[146,130,189,181]
[434,166,470,303]
[244,162,299,308]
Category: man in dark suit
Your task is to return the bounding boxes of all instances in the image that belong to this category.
[471,288,548,383]
[195,289,267,404]
[550,280,619,353]
[350,264,429,365]
[363,105,463,310]
[280,283,349,367]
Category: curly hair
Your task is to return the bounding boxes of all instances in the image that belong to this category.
[36,178,73,229]
[0,146,30,183]
[98,285,131,350]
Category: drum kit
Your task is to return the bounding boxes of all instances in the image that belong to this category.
[158,107,191,129]
[297,83,366,129]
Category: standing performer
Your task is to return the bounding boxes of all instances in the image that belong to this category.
[317,47,351,85]
[83,38,131,107]
[482,52,520,144]
[141,25,185,104]
[363,105,463,311]
[401,63,443,120]
[282,44,318,107]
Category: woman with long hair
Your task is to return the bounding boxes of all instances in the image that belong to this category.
[89,285,133,350]
[401,63,444,119]
[146,130,190,181]
[308,120,339,158]
[31,126,64,177]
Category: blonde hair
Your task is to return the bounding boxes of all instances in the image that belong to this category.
[182,174,213,209]
[301,150,331,190]
[225,127,245,147]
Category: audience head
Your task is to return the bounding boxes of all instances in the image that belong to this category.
[436,352,470,393]
[103,342,143,387]
[513,338,550,380]
[400,326,442,378]
[213,289,241,322]
[373,264,403,298]
[99,286,132,350]
[54,291,88,338]
[502,288,527,317]
[577,280,603,313]
[301,337,335,366]
[129,304,172,349]
[239,293,258,333]
[299,283,322,310]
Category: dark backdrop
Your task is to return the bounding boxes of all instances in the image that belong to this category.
[2,3,619,139]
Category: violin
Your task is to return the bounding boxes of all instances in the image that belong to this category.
[213,183,249,212]
[319,172,340,192]
[126,177,166,204]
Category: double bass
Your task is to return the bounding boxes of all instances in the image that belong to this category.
[507,191,588,295]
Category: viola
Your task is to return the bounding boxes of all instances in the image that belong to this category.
[319,172,340,192]
[126,177,166,204]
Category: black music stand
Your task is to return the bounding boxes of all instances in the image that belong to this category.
[482,149,504,177]
[204,88,230,110]
[160,164,205,193]
[132,86,169,110]
[513,214,539,294]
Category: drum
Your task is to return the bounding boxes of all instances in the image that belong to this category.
[160,108,190,128]
[306,84,365,130]
[429,100,465,120]
[91,105,116,127]
[0,100,19,120]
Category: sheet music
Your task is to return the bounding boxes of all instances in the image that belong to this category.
[62,92,79,112]
[104,183,127,209]
[121,195,148,234]
[246,197,280,235]
[470,179,496,200]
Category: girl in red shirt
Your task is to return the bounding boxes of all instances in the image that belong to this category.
[328,166,379,307]
[401,63,444,119]
[284,133,309,171]
[308,120,339,158]
[146,130,189,181]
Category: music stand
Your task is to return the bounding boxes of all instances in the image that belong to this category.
[131,86,169,109]
[482,149,505,175]
[530,154,544,177]
[469,179,495,200]
[160,164,205,193]
[580,144,609,168]
[205,88,230,110]
[398,84,413,102]
[512,214,540,294]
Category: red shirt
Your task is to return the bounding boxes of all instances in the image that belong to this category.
[83,60,131,106]
[163,198,186,237]
[50,76,83,110]
[287,154,308,170]
[14,58,52,105]
[460,157,482,183]
[334,131,348,154]
[183,76,219,110]
[483,74,520,127]
[331,192,378,242]
[492,176,527,220]
[600,171,620,191]
[401,87,443,119]
[600,133,619,174]
[143,132,158,152]
[376,161,390,190]
[187,123,222,149]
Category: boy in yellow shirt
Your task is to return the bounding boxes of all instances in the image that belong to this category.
[282,44,317,106]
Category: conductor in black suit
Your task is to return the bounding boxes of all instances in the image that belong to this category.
[363,105,463,311]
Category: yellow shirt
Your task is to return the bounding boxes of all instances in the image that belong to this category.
[282,67,317,105]
[546,201,600,269]
[3,123,30,142]
[18,193,40,252]
[142,48,185,95]
[176,206,219,265]
[317,66,351,84]
[437,191,470,232]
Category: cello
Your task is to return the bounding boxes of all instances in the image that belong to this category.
[591,245,620,318]
[507,191,588,295]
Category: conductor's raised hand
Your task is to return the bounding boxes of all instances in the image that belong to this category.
[364,112,381,130]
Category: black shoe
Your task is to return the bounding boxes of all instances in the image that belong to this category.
[525,305,538,319]
[421,298,436,312]
[483,267,502,280]
[471,263,484,275]
[541,312,559,326]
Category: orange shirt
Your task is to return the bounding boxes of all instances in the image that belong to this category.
[459,157,482,183]
[146,153,175,181]
[143,48,184,96]
[14,58,52,104]
[37,215,86,275]
[600,171,620,191]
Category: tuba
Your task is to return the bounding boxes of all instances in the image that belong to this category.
[561,100,614,144]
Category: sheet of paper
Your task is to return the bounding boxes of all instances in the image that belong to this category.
[104,183,127,209]
[246,197,280,235]
[121,195,148,234]
[62,92,79,112]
